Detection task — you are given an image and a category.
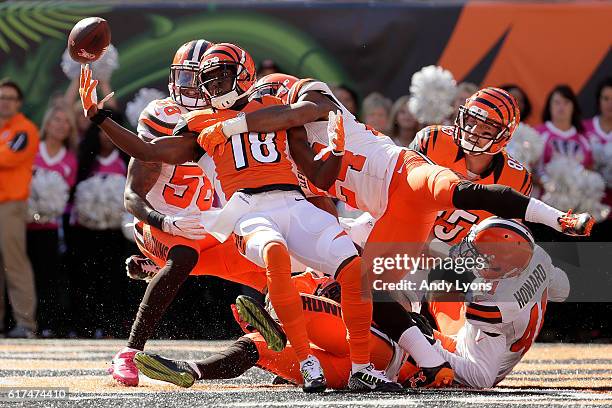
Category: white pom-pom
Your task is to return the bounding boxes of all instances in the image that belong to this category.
[408,65,457,125]
[506,123,545,171]
[541,155,610,222]
[121,212,136,242]
[126,88,166,128]
[592,141,612,188]
[61,44,119,81]
[74,174,127,230]
[27,169,69,224]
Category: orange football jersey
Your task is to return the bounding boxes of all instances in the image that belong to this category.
[179,95,299,203]
[411,125,532,243]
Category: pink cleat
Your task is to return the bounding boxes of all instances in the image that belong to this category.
[108,348,139,386]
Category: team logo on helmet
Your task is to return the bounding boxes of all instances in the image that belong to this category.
[453,87,520,155]
[198,43,256,110]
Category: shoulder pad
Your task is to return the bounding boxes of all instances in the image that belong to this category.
[137,98,183,140]
[287,79,332,104]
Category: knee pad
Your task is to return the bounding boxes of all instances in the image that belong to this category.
[243,229,287,268]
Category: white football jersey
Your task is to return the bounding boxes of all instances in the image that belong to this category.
[288,80,404,219]
[136,98,214,217]
[434,245,570,388]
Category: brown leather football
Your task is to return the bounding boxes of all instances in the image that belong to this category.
[68,17,111,64]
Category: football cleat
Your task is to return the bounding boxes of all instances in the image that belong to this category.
[405,362,454,388]
[300,355,327,393]
[235,295,287,352]
[348,364,403,392]
[108,348,139,386]
[125,255,159,281]
[133,352,198,388]
[230,303,256,334]
[558,210,594,237]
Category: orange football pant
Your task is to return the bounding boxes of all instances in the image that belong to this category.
[134,221,267,292]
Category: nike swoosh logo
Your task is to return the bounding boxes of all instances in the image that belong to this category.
[295,198,305,201]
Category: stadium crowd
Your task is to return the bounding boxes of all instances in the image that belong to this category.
[0,54,610,341]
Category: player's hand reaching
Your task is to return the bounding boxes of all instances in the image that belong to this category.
[558,209,594,237]
[161,207,206,240]
[79,64,114,118]
[314,110,345,160]
[196,111,242,157]
[198,121,227,156]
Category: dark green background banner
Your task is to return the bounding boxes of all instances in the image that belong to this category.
[1,2,610,124]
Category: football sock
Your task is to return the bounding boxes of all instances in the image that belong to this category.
[263,242,311,360]
[336,256,372,365]
[193,337,259,380]
[399,326,445,368]
[127,245,198,350]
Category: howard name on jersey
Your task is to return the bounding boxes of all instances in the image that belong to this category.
[137,98,213,217]
[288,79,405,219]
[433,245,569,388]
[410,125,533,244]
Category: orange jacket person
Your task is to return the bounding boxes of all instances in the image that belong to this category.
[0,79,39,338]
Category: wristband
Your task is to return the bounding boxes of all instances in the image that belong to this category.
[90,109,112,125]
[331,149,345,156]
[146,210,166,231]
[221,112,248,137]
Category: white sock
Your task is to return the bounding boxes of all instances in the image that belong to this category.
[186,361,202,379]
[525,198,564,232]
[351,362,370,373]
[398,326,445,368]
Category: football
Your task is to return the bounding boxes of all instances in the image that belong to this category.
[67,17,111,64]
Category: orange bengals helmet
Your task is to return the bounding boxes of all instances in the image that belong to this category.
[169,39,213,109]
[452,217,534,280]
[253,73,299,104]
[198,43,256,109]
[454,87,520,155]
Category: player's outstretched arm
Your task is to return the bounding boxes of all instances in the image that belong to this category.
[288,125,342,191]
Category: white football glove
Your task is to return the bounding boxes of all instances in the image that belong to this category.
[162,207,206,240]
[314,110,345,160]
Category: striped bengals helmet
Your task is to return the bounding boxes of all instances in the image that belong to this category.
[454,87,520,155]
[253,73,299,104]
[452,217,534,280]
[198,43,256,109]
[169,39,213,109]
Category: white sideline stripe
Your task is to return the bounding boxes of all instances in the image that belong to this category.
[219,400,418,407]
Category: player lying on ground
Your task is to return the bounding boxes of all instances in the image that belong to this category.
[204,73,592,375]
[80,43,402,392]
[132,271,455,389]
[404,217,570,389]
[134,216,568,390]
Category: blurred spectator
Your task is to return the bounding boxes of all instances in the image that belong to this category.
[361,92,392,134]
[500,84,533,122]
[258,59,281,77]
[536,84,592,168]
[388,95,420,147]
[0,79,39,338]
[69,112,130,338]
[27,105,78,337]
[584,77,612,235]
[450,82,478,124]
[332,84,359,117]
